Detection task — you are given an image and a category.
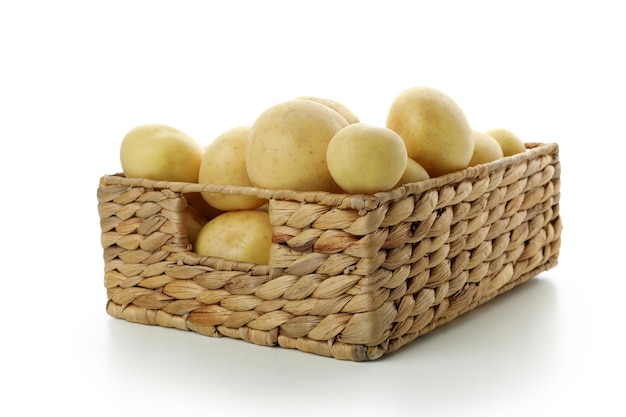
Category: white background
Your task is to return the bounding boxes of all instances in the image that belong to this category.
[2,1,624,416]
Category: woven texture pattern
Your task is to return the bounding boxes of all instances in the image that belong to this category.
[98,142,562,361]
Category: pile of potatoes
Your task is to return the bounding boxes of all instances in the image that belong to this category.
[118,86,526,264]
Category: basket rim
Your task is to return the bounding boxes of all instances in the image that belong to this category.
[100,142,558,212]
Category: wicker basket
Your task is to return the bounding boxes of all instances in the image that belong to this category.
[98,142,562,361]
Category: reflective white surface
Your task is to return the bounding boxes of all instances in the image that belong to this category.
[2,1,624,416]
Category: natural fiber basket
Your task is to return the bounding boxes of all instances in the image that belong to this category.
[98,142,562,361]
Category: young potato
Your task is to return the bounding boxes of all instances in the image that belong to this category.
[326,123,407,194]
[294,96,360,124]
[395,157,430,187]
[247,99,348,193]
[120,123,204,182]
[194,210,272,265]
[386,86,474,178]
[198,126,266,211]
[469,130,504,166]
[485,128,526,156]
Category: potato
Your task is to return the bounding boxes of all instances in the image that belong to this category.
[120,123,204,182]
[386,86,474,178]
[485,128,526,156]
[469,130,504,166]
[198,126,266,211]
[194,210,272,265]
[326,123,407,194]
[395,157,430,187]
[247,100,348,192]
[294,96,360,124]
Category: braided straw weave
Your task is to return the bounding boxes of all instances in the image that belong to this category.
[98,142,562,361]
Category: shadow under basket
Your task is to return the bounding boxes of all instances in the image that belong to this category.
[98,142,562,361]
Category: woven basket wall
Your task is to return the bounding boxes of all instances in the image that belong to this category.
[97,142,562,361]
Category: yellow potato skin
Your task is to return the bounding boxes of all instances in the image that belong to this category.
[247,100,348,192]
[395,157,430,187]
[294,96,360,124]
[469,131,504,166]
[326,123,407,194]
[198,126,266,211]
[120,123,204,183]
[386,87,474,178]
[194,210,272,265]
[485,128,526,156]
